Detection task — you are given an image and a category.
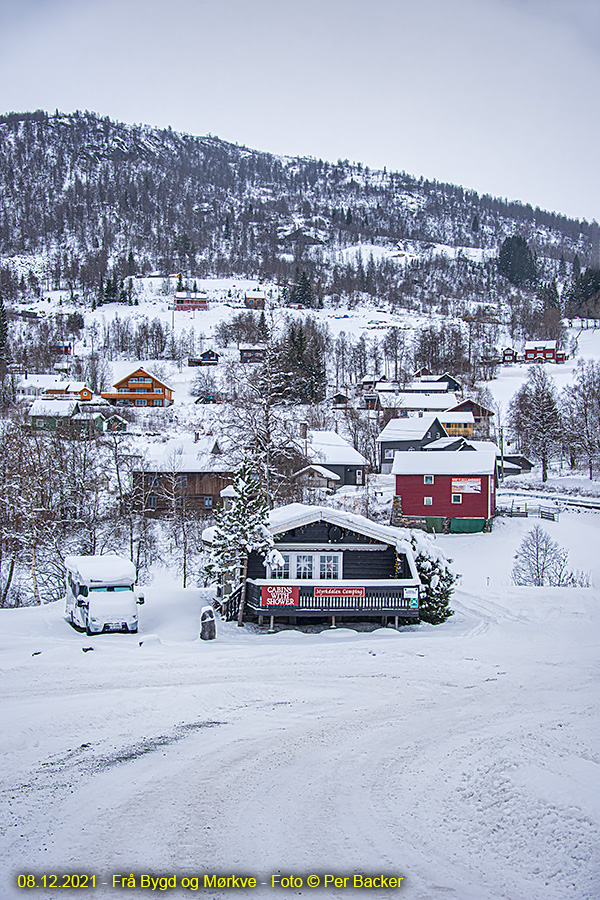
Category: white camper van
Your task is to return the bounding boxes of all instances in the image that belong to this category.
[65,554,144,635]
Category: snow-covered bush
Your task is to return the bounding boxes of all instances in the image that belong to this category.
[409,533,456,625]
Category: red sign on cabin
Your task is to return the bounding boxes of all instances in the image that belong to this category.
[261,585,299,606]
[313,586,366,598]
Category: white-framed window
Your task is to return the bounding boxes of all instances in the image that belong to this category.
[267,552,342,581]
[135,399,146,406]
[452,494,462,504]
[154,399,162,406]
[176,475,188,487]
[424,496,433,506]
[424,475,434,484]
[320,554,340,579]
[147,494,157,509]
[384,448,395,459]
[203,496,213,509]
[296,554,313,579]
[148,473,159,487]
[271,554,290,579]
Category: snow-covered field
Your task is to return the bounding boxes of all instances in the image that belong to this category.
[1,512,598,900]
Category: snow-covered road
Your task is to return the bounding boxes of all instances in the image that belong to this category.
[1,520,599,900]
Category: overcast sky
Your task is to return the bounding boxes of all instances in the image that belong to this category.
[1,0,598,222]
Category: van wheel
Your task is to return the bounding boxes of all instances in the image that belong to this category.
[85,617,94,636]
[129,625,138,634]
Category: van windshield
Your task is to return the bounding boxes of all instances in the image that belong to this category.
[89,585,134,592]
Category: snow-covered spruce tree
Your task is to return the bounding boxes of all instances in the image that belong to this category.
[203,460,277,626]
[409,534,456,625]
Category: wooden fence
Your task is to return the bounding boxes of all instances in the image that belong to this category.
[496,500,559,522]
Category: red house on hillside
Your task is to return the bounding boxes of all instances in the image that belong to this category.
[392,450,497,533]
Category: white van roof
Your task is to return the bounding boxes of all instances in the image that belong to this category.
[65,554,136,585]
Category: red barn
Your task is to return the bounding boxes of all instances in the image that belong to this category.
[391,450,497,533]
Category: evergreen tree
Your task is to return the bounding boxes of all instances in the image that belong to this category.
[498,235,538,286]
[203,460,275,625]
[176,273,184,293]
[257,310,269,344]
[509,366,562,481]
[294,270,313,308]
[410,536,455,624]
[538,279,560,310]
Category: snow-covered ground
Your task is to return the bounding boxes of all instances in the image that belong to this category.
[1,512,598,900]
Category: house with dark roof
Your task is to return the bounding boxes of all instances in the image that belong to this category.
[295,430,369,486]
[376,416,447,473]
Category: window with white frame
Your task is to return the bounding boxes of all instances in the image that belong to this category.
[270,553,290,579]
[319,554,340,579]
[267,552,342,581]
[296,554,313,579]
[452,494,462,504]
[424,475,434,484]
[176,474,188,487]
[424,496,433,506]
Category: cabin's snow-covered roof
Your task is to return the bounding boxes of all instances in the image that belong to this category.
[404,381,451,393]
[376,415,443,442]
[30,398,78,416]
[135,436,232,473]
[291,464,341,481]
[46,381,88,392]
[379,392,458,411]
[65,554,136,584]
[114,366,171,388]
[202,502,451,573]
[17,374,63,391]
[424,438,500,454]
[524,340,557,350]
[304,430,368,466]
[437,411,475,424]
[392,449,497,476]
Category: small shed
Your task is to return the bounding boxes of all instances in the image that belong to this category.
[189,350,220,367]
[244,291,266,309]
